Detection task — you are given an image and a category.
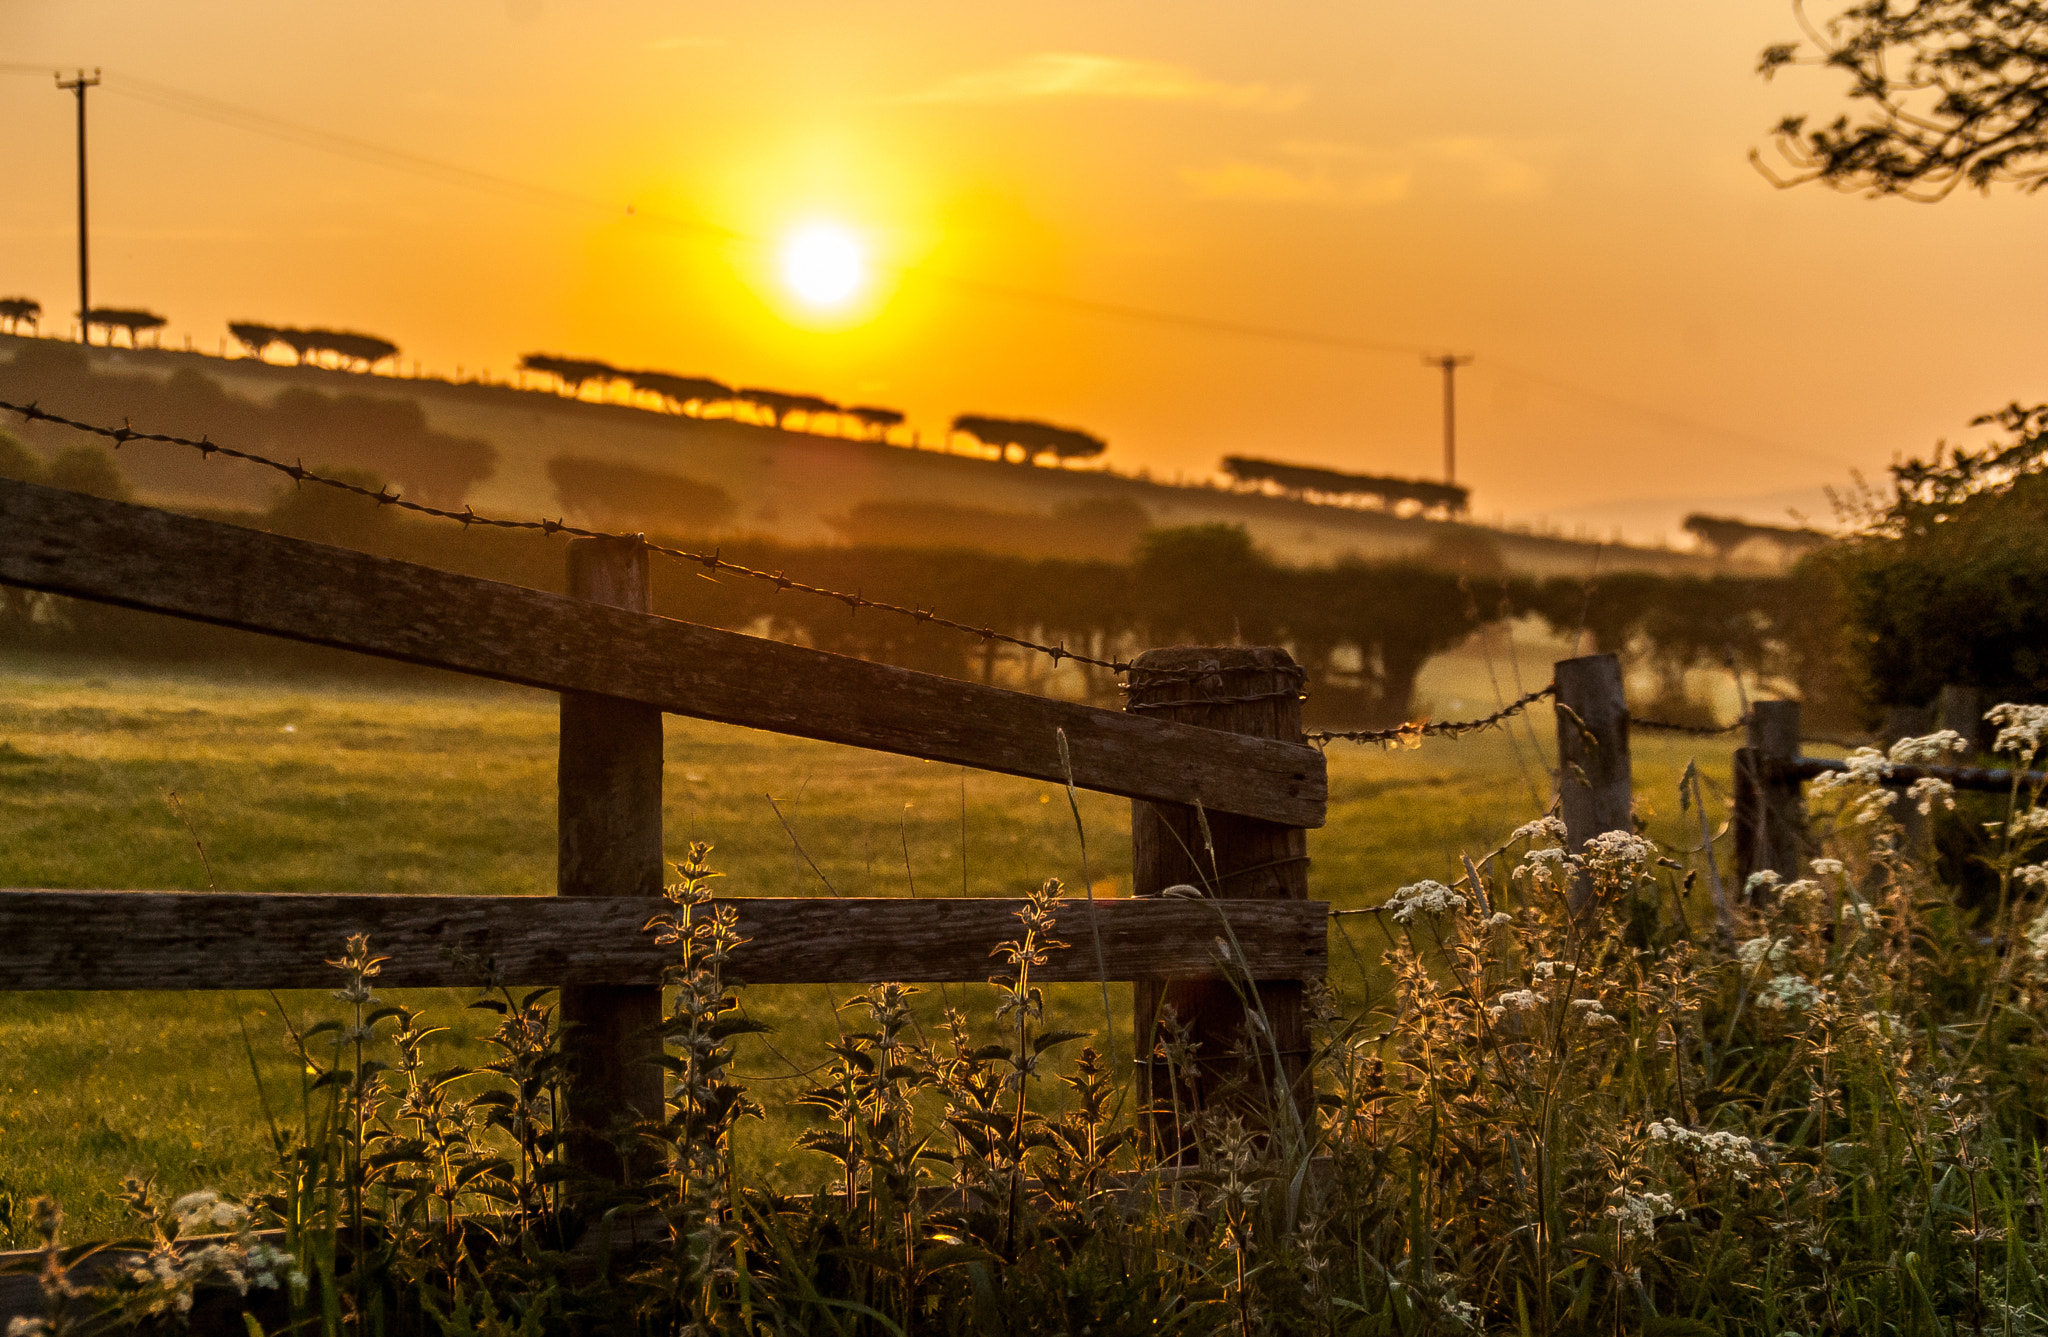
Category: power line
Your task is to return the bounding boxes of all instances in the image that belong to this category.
[10,67,1843,465]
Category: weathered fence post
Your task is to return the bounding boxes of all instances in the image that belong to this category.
[1554,653,1632,917]
[1733,699,1804,888]
[1938,685,1982,753]
[1128,646,1309,1158]
[559,535,666,1184]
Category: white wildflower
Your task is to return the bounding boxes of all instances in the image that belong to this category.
[10,1319,52,1337]
[1811,747,1892,795]
[2017,864,2048,891]
[1745,870,1782,899]
[1443,1300,1480,1329]
[1809,857,1845,878]
[1516,846,1573,882]
[1737,936,1793,970]
[1583,830,1657,866]
[1606,1191,1680,1244]
[1572,997,1620,1027]
[1380,879,1467,924]
[1908,776,1955,816]
[1988,703,2048,761]
[1779,878,1827,909]
[1758,973,1822,1012]
[1531,959,1576,982]
[1647,1118,1765,1180]
[2013,808,2048,836]
[1485,911,1513,927]
[1889,730,1967,765]
[1862,1009,1905,1037]
[2025,910,2048,965]
[1842,901,1882,933]
[1511,816,1567,845]
[1488,988,1545,1021]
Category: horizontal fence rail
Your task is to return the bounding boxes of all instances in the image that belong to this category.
[0,890,1329,990]
[0,479,1325,826]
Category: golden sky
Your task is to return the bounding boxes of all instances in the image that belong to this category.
[4,1,2045,541]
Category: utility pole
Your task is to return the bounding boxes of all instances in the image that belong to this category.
[1424,352,1473,485]
[56,69,101,345]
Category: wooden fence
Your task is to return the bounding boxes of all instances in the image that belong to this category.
[0,477,1330,1171]
[1733,698,2046,884]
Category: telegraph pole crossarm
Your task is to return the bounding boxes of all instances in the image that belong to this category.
[1423,352,1474,485]
[55,68,101,345]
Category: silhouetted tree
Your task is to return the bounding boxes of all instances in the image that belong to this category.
[1757,0,2048,198]
[228,322,280,358]
[1222,455,1468,514]
[519,353,619,397]
[843,405,905,439]
[0,297,40,335]
[951,414,1107,464]
[83,308,167,347]
[45,443,133,501]
[627,371,734,414]
[739,388,838,428]
[0,427,40,482]
[1821,402,2048,711]
[546,456,738,532]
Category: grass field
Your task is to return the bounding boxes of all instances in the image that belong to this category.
[0,645,1752,1247]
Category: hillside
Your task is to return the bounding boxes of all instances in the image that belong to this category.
[0,335,1732,577]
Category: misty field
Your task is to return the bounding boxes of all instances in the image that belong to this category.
[0,648,1742,1247]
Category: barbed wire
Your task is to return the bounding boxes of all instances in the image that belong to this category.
[0,398,1759,755]
[0,398,1139,674]
[1305,683,1556,749]
[1632,713,1751,736]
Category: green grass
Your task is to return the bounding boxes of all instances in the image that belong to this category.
[0,647,1749,1246]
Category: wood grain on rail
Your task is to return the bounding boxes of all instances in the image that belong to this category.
[0,481,1325,825]
[0,890,1329,990]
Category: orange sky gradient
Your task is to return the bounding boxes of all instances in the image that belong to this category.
[4,0,2046,544]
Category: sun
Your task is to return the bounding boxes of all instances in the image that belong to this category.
[780,221,867,309]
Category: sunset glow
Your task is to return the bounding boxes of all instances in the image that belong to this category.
[779,222,867,311]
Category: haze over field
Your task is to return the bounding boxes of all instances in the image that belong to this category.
[3,1,2044,541]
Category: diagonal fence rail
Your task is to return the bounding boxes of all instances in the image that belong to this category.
[0,478,1325,827]
[0,474,1331,1185]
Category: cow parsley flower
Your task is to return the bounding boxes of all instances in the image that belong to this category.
[1811,748,1892,795]
[1738,936,1792,970]
[1889,730,1967,765]
[1606,1191,1680,1243]
[1647,1119,1765,1180]
[1989,703,2048,762]
[1380,880,1468,924]
[1809,857,1845,878]
[1511,816,1567,845]
[1583,830,1657,866]
[1758,973,1821,1012]
[1908,776,1955,816]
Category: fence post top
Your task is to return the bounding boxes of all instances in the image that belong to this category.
[1129,645,1301,676]
[1748,699,1801,756]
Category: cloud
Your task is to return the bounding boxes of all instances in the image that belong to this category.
[899,53,1305,112]
[1181,160,1411,205]
[1183,137,1547,207]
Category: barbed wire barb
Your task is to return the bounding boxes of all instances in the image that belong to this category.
[1306,683,1556,749]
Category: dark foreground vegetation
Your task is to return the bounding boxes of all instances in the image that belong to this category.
[8,716,2048,1335]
